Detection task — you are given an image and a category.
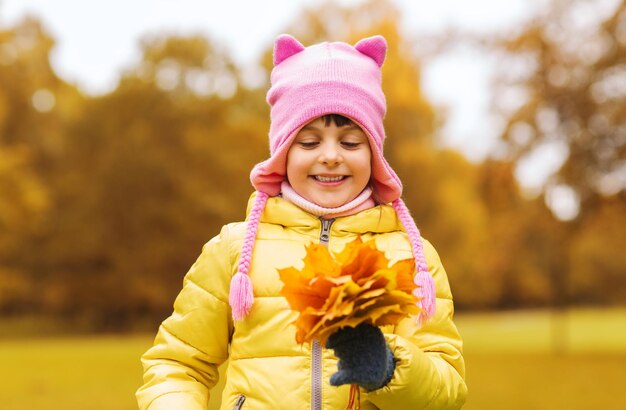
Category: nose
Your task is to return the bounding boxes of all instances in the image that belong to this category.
[318,142,343,166]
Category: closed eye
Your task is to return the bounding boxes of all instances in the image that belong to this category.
[298,141,319,148]
[341,142,362,149]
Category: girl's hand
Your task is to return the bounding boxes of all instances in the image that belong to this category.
[325,323,396,391]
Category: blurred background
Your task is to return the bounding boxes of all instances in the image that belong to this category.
[1,0,625,409]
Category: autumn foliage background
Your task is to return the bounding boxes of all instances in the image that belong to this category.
[1,0,626,335]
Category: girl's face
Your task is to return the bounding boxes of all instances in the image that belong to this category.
[286,116,372,208]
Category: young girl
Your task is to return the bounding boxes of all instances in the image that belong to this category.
[137,34,467,409]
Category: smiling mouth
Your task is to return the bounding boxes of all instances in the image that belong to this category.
[313,175,346,182]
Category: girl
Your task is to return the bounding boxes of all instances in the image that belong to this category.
[137,34,467,409]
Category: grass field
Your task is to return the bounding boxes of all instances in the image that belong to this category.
[1,308,625,410]
[456,308,626,410]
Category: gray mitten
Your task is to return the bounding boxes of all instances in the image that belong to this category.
[325,323,396,391]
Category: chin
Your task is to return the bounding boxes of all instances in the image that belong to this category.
[315,197,348,208]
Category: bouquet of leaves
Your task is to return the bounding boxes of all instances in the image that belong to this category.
[278,237,421,345]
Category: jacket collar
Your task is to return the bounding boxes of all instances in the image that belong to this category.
[245,192,403,235]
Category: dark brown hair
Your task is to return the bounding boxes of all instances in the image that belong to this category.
[320,114,354,127]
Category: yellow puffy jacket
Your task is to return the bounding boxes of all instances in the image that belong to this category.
[137,195,467,409]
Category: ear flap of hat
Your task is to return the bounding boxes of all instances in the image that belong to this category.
[274,34,306,65]
[355,35,387,67]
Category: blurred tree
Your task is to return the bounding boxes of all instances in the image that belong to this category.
[0,146,48,312]
[569,192,626,304]
[411,149,493,308]
[485,0,626,307]
[0,17,82,165]
[492,0,626,215]
[42,34,268,327]
[0,17,81,314]
[477,160,567,308]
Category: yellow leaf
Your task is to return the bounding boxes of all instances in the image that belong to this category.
[278,237,422,344]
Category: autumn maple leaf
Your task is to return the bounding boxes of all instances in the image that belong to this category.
[278,237,421,345]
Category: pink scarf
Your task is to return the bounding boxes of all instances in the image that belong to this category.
[280,181,376,218]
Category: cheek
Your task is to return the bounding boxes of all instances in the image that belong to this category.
[356,153,372,179]
[286,150,306,180]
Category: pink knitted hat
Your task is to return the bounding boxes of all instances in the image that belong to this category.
[230,35,436,325]
[250,34,402,203]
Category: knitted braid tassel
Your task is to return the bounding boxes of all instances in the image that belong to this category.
[229,272,254,321]
[229,192,269,321]
[392,198,437,325]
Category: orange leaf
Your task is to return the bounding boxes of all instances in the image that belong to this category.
[278,237,422,345]
[302,243,340,278]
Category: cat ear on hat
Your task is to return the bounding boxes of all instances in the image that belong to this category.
[355,35,387,67]
[274,34,306,65]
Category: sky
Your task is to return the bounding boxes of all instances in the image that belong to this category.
[1,0,554,188]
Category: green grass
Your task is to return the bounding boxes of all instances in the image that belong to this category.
[455,308,626,410]
[462,353,626,410]
[456,308,626,353]
[0,334,151,410]
[1,308,625,409]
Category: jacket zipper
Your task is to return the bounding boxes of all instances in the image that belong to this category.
[233,394,246,410]
[312,218,334,410]
[319,218,333,246]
